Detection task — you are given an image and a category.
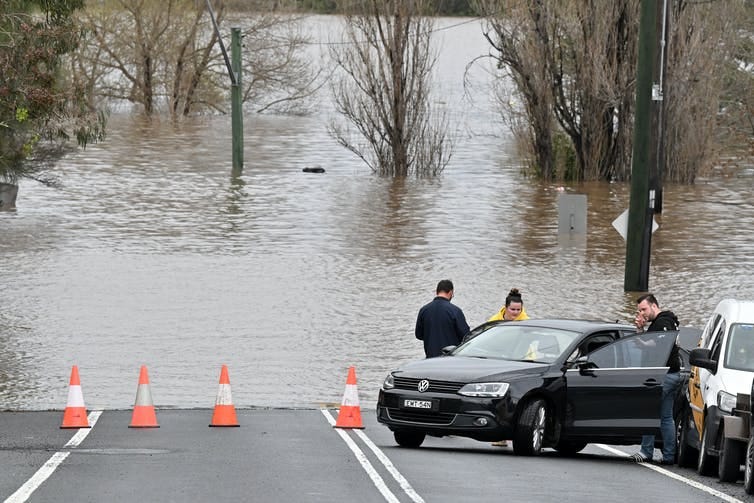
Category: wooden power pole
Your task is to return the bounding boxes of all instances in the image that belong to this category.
[625,0,661,293]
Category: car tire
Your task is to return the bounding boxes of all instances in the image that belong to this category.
[719,436,744,482]
[744,437,754,494]
[698,418,718,476]
[677,409,698,468]
[554,439,587,456]
[394,430,425,448]
[513,399,546,456]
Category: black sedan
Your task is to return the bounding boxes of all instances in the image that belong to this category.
[377,319,699,456]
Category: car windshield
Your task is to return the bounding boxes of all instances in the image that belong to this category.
[454,324,581,363]
[724,323,754,372]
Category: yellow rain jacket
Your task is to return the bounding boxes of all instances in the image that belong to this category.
[487,307,530,322]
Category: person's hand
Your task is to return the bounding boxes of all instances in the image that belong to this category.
[634,312,646,331]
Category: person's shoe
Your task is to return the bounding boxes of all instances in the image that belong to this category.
[491,440,508,447]
[657,459,674,466]
[629,453,649,463]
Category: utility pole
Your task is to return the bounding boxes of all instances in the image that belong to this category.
[205,0,244,174]
[625,0,659,292]
[231,28,244,174]
[649,0,669,214]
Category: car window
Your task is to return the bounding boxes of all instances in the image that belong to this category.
[710,320,726,362]
[567,332,617,361]
[701,314,722,349]
[462,321,499,343]
[724,324,754,372]
[454,325,581,363]
[586,331,679,369]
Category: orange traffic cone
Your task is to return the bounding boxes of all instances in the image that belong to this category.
[334,366,364,429]
[60,365,91,429]
[209,365,239,427]
[129,365,159,428]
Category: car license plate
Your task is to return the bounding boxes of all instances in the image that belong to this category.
[403,399,433,409]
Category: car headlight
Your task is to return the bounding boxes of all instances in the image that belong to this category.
[458,382,510,398]
[382,373,395,390]
[718,391,737,413]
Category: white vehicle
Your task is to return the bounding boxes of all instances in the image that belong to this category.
[677,299,754,482]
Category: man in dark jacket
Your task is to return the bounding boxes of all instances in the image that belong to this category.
[631,294,681,465]
[415,279,470,358]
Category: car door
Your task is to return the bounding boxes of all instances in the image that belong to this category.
[564,331,679,437]
[690,316,725,435]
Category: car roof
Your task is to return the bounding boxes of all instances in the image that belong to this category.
[714,299,754,324]
[486,318,635,332]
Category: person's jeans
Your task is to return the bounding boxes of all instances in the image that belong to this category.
[640,371,681,462]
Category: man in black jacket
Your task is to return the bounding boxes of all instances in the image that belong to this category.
[415,279,470,358]
[630,294,681,464]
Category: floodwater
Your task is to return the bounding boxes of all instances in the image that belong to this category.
[1,17,753,410]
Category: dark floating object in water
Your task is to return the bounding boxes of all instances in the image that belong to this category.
[302,166,326,173]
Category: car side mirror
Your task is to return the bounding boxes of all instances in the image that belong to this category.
[441,345,456,355]
[689,348,716,372]
[574,356,597,374]
[573,355,588,364]
[579,366,597,376]
[563,355,587,371]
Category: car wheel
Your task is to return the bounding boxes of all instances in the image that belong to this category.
[698,418,717,476]
[744,437,754,494]
[513,399,546,456]
[394,430,425,448]
[554,439,587,456]
[677,409,698,468]
[719,436,744,482]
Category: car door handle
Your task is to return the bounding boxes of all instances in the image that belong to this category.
[643,379,661,387]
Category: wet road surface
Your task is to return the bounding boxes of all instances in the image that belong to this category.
[1,409,748,502]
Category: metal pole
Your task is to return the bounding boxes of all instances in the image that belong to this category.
[651,0,670,214]
[231,27,243,174]
[625,0,658,293]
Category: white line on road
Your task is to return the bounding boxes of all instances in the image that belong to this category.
[595,444,744,503]
[353,429,425,503]
[320,409,401,503]
[4,410,103,503]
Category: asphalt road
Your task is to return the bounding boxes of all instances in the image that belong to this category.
[0,409,749,502]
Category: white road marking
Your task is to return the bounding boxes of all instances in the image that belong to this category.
[4,410,103,503]
[64,410,102,447]
[595,444,744,503]
[320,409,401,503]
[353,429,425,503]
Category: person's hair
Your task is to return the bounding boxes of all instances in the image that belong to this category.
[436,279,454,294]
[636,293,659,307]
[505,288,523,307]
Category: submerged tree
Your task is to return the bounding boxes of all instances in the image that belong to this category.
[0,0,105,188]
[717,0,754,169]
[475,0,746,183]
[71,0,322,117]
[666,0,752,182]
[329,0,451,176]
[475,0,641,182]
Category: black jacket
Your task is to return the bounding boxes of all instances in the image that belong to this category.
[647,310,679,332]
[415,297,470,358]
[647,310,681,372]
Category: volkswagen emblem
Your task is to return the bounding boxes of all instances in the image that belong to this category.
[417,379,430,393]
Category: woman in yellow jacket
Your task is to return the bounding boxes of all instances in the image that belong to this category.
[488,288,529,322]
[489,287,528,448]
